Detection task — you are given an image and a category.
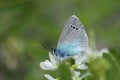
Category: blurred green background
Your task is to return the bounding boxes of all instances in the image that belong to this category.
[0,0,120,80]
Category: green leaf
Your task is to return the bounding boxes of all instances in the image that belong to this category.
[103,53,120,80]
[86,56,110,80]
[58,62,72,80]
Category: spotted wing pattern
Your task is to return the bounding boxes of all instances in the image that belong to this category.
[57,15,88,52]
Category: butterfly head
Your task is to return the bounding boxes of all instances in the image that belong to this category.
[52,48,65,58]
[52,48,57,56]
[52,48,56,53]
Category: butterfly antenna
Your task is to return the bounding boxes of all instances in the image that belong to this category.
[42,44,48,49]
[42,44,54,51]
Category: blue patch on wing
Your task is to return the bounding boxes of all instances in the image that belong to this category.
[56,41,83,57]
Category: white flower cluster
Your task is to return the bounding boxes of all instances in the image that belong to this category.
[40,52,58,70]
[40,48,109,80]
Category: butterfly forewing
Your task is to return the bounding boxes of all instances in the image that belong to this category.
[57,15,88,51]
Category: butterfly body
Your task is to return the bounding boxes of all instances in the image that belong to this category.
[53,15,88,58]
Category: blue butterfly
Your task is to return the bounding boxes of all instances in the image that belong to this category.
[53,15,88,58]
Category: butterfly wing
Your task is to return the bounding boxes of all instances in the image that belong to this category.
[65,29,88,51]
[57,15,88,52]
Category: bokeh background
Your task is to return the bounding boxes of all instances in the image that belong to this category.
[0,0,120,80]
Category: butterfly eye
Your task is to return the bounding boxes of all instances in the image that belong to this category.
[53,49,56,53]
[51,48,56,53]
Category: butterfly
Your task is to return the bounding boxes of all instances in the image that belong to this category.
[53,15,88,58]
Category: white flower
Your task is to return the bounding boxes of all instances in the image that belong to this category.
[74,71,80,77]
[80,72,90,80]
[44,74,59,80]
[74,53,88,70]
[86,48,109,58]
[99,48,109,57]
[40,52,58,70]
[40,47,109,80]
[72,71,81,80]
[75,48,109,69]
[72,76,76,80]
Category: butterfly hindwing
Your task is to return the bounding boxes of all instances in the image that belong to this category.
[57,15,88,49]
[66,29,88,48]
[55,15,88,57]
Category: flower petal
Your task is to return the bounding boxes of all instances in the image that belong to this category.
[72,76,76,80]
[74,71,81,76]
[99,48,109,57]
[40,60,57,70]
[75,54,87,64]
[49,52,56,64]
[76,63,88,70]
[44,74,57,80]
[80,72,90,80]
